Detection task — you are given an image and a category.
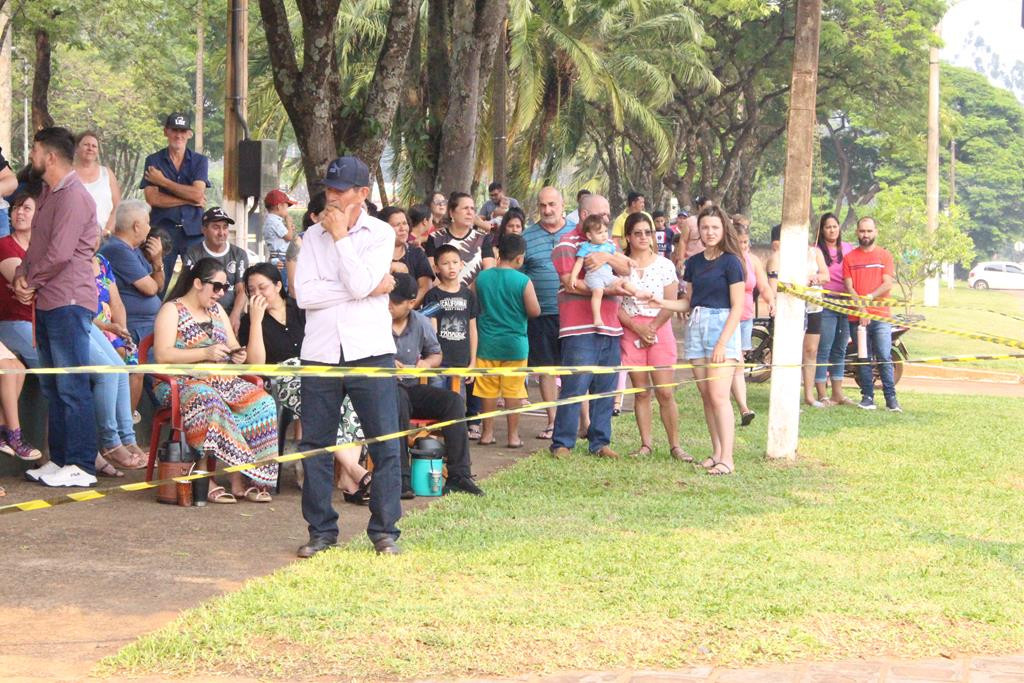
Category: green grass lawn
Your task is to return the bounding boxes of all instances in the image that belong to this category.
[899,283,1024,372]
[102,384,1024,679]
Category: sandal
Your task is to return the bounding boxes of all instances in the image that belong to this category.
[629,444,653,458]
[670,446,693,463]
[536,427,554,440]
[478,438,497,446]
[707,462,734,476]
[208,486,237,504]
[740,411,756,426]
[95,454,124,478]
[700,457,718,469]
[467,424,482,440]
[832,396,856,406]
[102,445,145,470]
[241,486,272,503]
[507,441,524,449]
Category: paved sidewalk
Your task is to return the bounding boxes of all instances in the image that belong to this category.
[428,656,1024,683]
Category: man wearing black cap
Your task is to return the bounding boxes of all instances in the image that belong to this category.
[184,207,250,332]
[293,155,404,557]
[141,112,210,290]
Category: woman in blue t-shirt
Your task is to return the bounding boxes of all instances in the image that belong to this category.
[651,205,745,475]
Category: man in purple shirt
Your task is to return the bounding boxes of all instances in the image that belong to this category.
[13,127,100,487]
[293,156,401,558]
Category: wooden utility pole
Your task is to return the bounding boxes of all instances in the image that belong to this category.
[766,0,822,461]
[194,0,205,154]
[224,0,249,249]
[491,21,507,184]
[923,25,941,306]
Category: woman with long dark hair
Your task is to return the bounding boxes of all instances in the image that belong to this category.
[617,213,684,459]
[490,207,526,256]
[652,205,745,474]
[239,262,372,505]
[814,212,855,405]
[153,258,278,503]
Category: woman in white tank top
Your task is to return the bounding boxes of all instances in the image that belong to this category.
[74,132,122,237]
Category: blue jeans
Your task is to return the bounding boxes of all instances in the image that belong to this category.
[552,333,621,452]
[88,324,136,449]
[299,352,402,542]
[36,306,98,473]
[0,320,39,367]
[815,307,851,384]
[856,320,896,402]
[160,227,204,295]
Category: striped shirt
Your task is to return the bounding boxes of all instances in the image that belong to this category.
[552,226,623,338]
[521,219,576,316]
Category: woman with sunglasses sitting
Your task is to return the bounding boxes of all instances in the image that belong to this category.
[152,257,278,503]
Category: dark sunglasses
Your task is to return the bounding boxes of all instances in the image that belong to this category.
[202,280,230,293]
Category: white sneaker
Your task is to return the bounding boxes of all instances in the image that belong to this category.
[25,460,61,482]
[39,464,98,488]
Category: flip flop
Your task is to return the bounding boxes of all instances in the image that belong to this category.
[740,411,756,426]
[707,462,734,476]
[536,427,554,440]
[507,442,524,449]
[699,457,717,469]
[478,438,497,446]
[628,444,653,458]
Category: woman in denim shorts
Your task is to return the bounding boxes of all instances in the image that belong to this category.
[650,205,746,475]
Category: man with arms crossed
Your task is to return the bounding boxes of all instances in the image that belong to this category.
[293,156,402,557]
[140,113,209,287]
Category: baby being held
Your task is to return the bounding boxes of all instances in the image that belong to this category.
[569,214,649,327]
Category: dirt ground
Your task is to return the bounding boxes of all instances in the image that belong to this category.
[0,425,541,682]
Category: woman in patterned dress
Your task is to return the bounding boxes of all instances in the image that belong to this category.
[238,263,371,505]
[152,258,278,503]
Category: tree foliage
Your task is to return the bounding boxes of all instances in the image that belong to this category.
[871,183,974,305]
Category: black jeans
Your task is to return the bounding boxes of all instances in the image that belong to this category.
[299,352,402,542]
[397,383,472,481]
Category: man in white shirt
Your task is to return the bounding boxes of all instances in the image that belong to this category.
[293,156,401,557]
[183,207,249,332]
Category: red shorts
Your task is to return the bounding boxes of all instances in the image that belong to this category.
[619,316,677,367]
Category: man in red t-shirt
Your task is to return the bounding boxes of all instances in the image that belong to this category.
[549,193,632,459]
[842,217,900,412]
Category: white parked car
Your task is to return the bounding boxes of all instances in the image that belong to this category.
[968,261,1024,290]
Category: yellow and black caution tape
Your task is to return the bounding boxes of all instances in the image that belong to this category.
[779,282,1024,352]
[0,374,717,516]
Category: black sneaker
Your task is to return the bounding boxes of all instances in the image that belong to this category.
[443,475,484,496]
[858,398,877,410]
[401,486,416,500]
[886,398,902,413]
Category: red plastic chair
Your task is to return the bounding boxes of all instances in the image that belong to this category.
[138,334,264,482]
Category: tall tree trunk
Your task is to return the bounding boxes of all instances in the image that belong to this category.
[31,28,53,131]
[260,0,417,197]
[343,0,419,165]
[435,0,507,192]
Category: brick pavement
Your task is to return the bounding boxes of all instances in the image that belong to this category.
[424,656,1024,683]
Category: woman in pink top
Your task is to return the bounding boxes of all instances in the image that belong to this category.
[813,213,855,405]
[731,220,773,424]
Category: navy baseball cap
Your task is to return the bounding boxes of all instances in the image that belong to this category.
[164,112,191,130]
[389,272,418,303]
[322,156,370,191]
[202,207,235,225]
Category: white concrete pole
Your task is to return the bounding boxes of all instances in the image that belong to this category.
[924,26,941,307]
[766,0,822,461]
